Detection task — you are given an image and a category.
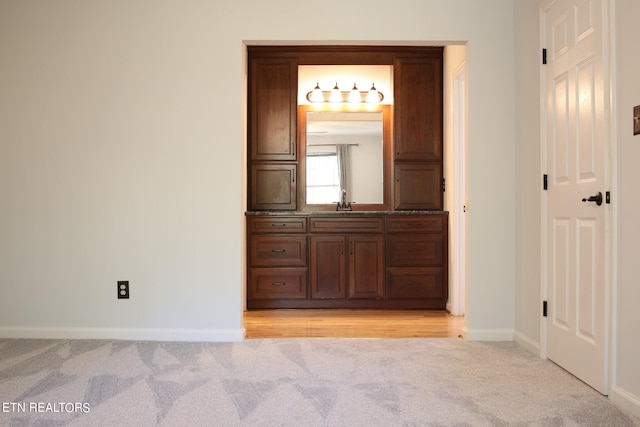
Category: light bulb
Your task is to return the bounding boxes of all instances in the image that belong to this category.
[348,83,361,103]
[366,83,380,103]
[329,82,342,103]
[309,82,324,103]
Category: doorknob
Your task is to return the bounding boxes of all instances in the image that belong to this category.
[582,192,603,206]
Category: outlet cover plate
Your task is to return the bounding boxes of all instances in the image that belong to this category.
[118,281,129,299]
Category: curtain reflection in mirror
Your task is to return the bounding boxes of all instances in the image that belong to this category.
[336,144,350,202]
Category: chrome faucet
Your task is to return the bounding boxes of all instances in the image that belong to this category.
[336,189,353,211]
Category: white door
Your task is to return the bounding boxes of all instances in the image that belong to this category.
[542,0,610,394]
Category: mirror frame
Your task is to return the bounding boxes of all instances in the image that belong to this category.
[298,104,393,212]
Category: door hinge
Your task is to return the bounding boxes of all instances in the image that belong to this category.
[442,178,446,192]
[543,300,548,317]
[543,174,548,190]
[542,48,547,65]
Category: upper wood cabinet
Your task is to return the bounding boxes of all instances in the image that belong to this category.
[247,46,444,212]
[394,163,442,210]
[393,55,443,161]
[249,57,298,161]
[393,53,443,210]
[250,163,297,211]
[248,53,298,210]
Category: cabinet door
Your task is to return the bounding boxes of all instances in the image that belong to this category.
[310,235,347,299]
[393,56,443,161]
[250,164,297,210]
[394,163,442,210]
[249,57,297,161]
[348,235,384,299]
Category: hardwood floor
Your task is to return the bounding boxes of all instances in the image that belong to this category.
[243,309,465,339]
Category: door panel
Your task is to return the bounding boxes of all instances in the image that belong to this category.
[310,235,346,299]
[348,235,384,299]
[543,0,609,394]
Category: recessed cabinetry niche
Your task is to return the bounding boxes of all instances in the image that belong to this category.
[246,46,448,310]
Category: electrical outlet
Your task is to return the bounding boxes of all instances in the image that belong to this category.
[117,281,129,299]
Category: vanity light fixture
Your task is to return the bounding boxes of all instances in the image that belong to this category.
[306,82,384,104]
[366,83,381,104]
[309,82,324,103]
[329,82,343,103]
[348,83,361,103]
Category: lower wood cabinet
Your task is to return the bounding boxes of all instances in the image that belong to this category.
[246,216,307,301]
[246,213,447,309]
[385,216,448,306]
[310,234,385,300]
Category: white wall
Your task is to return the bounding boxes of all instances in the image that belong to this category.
[513,0,543,353]
[443,45,468,316]
[0,0,517,341]
[611,0,640,414]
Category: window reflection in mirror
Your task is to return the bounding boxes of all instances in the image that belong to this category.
[305,111,384,205]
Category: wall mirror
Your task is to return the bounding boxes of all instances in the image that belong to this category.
[298,104,392,211]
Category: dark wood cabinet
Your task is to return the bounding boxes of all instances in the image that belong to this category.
[309,235,347,299]
[394,56,443,161]
[393,54,443,211]
[250,164,297,211]
[247,216,307,301]
[347,235,385,299]
[247,55,298,210]
[309,218,385,301]
[245,46,447,310]
[394,163,442,210]
[246,213,446,309]
[385,216,448,308]
[249,57,297,161]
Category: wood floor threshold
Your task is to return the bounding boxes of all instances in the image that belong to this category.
[243,309,465,339]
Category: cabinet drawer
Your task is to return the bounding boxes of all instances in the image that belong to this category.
[309,217,384,234]
[386,216,444,233]
[249,268,308,299]
[386,268,445,299]
[386,235,443,266]
[249,236,307,267]
[247,216,307,234]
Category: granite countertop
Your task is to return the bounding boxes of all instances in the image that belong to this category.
[245,210,448,216]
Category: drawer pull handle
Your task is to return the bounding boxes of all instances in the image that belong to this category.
[407,223,423,227]
[407,281,423,286]
[271,223,287,227]
[271,249,286,253]
[407,248,422,253]
[271,282,286,286]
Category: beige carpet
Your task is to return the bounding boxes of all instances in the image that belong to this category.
[0,338,638,426]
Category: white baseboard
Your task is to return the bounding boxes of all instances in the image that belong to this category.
[464,328,514,341]
[0,326,245,342]
[513,331,540,355]
[610,386,640,420]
